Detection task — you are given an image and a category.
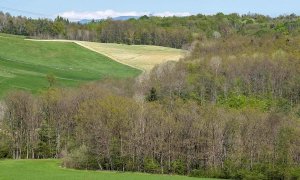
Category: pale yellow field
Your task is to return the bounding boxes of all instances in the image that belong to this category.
[77,41,185,71]
[27,39,185,71]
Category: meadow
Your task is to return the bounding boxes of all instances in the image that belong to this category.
[0,159,217,180]
[0,33,141,96]
[75,41,185,71]
[28,40,185,72]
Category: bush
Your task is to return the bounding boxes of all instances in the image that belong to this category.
[235,169,267,180]
[265,166,291,180]
[221,159,239,178]
[171,159,186,175]
[62,145,97,169]
[290,167,300,180]
[143,158,160,173]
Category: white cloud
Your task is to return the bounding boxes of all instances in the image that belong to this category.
[59,10,191,21]
[152,11,191,17]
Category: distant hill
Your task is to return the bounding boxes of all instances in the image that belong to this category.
[78,19,95,24]
[112,16,140,21]
[78,16,140,24]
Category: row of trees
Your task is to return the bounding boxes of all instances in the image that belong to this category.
[1,11,300,48]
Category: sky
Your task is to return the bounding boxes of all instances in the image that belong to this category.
[1,0,300,21]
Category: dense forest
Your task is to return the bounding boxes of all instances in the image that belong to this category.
[2,12,300,179]
[1,11,300,48]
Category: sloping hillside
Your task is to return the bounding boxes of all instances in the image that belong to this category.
[0,34,141,96]
[27,39,185,71]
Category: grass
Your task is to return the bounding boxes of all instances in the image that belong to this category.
[28,39,185,71]
[0,159,218,180]
[0,33,141,96]
[76,41,185,71]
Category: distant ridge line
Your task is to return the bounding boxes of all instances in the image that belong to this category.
[78,16,140,24]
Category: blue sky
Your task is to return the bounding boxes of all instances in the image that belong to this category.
[1,0,300,20]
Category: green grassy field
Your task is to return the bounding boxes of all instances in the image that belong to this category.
[0,159,218,180]
[0,33,141,96]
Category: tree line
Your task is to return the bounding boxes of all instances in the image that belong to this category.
[1,33,300,179]
[1,11,300,48]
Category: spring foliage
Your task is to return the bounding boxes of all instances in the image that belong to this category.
[2,14,300,179]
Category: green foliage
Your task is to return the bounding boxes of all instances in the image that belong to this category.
[276,127,294,167]
[221,159,239,179]
[275,98,292,113]
[0,132,11,158]
[290,168,300,180]
[146,87,158,102]
[37,121,57,158]
[171,160,186,175]
[218,94,272,111]
[144,158,160,173]
[235,169,266,180]
[2,11,300,48]
[275,23,289,35]
[63,145,97,170]
[46,74,57,88]
[264,165,290,180]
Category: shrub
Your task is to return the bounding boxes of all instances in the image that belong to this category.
[62,145,96,170]
[290,167,300,180]
[235,169,267,180]
[143,158,160,173]
[171,159,186,175]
